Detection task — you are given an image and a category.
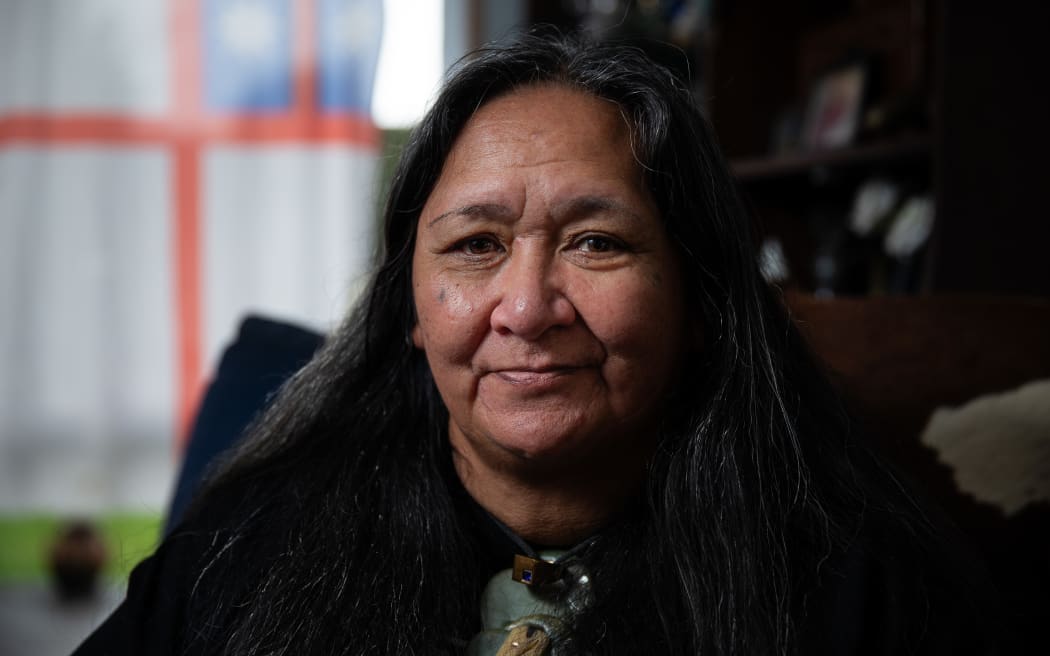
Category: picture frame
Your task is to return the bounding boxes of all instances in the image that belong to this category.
[800,62,868,151]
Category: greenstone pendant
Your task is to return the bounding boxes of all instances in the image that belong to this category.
[467,550,592,656]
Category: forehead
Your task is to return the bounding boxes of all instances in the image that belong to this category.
[422,85,644,217]
[452,83,631,157]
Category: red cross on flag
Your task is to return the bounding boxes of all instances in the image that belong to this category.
[0,0,383,513]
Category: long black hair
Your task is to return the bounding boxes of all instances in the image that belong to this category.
[180,28,925,655]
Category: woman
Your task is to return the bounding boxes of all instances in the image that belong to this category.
[77,30,995,655]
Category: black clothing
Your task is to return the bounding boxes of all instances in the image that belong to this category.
[75,488,999,655]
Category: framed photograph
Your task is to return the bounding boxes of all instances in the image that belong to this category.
[801,62,867,151]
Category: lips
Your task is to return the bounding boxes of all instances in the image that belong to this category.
[492,367,582,385]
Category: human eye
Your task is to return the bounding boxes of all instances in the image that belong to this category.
[572,233,627,255]
[452,234,503,257]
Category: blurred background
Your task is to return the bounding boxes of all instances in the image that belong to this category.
[1,0,1047,653]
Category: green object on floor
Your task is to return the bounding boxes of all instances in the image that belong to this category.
[0,513,161,583]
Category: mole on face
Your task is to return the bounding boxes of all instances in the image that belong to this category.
[438,288,447,304]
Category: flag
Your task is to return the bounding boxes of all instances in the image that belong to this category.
[0,0,383,514]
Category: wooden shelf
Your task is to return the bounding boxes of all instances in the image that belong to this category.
[730,133,932,182]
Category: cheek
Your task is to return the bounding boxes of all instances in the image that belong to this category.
[577,273,686,386]
[415,277,488,362]
[582,275,682,344]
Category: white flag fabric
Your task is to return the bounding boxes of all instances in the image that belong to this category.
[0,0,383,514]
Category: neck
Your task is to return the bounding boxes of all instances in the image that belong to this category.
[450,436,648,546]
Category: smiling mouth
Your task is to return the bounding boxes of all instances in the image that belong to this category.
[492,367,583,385]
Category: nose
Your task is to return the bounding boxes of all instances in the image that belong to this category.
[489,249,576,340]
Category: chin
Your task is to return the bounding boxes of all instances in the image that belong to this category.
[495,432,586,463]
[482,420,615,473]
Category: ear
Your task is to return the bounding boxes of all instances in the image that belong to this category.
[411,323,425,350]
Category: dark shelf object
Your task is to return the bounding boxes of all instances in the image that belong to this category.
[730,133,931,181]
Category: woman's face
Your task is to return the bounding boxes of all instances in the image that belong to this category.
[411,84,689,473]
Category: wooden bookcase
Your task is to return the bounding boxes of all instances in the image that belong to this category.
[525,0,1050,296]
[709,0,1049,296]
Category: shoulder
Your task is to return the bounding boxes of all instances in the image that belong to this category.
[74,490,271,655]
[72,528,214,654]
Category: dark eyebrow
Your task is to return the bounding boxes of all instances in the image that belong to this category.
[426,203,516,228]
[550,195,645,224]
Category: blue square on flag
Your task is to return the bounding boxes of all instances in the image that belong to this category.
[318,0,383,114]
[204,0,293,111]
